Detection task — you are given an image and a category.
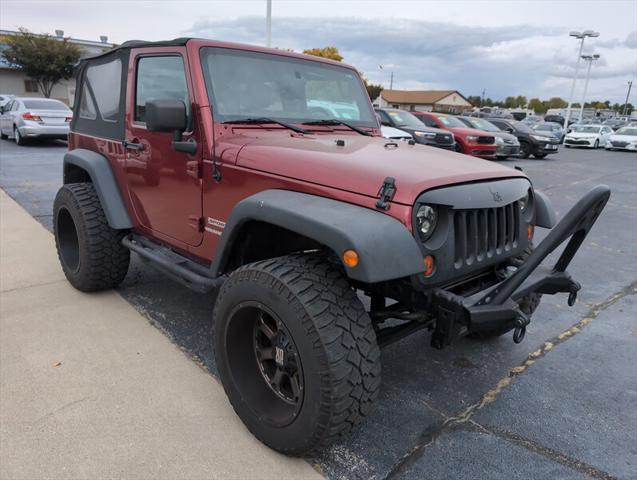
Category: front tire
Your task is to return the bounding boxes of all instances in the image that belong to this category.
[593,139,599,149]
[213,254,381,455]
[519,142,531,159]
[53,183,130,291]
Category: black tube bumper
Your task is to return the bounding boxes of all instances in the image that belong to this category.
[429,185,611,348]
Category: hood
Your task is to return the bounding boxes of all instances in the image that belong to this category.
[396,124,449,135]
[448,126,494,137]
[491,131,519,143]
[609,133,637,142]
[227,131,526,205]
[566,131,600,138]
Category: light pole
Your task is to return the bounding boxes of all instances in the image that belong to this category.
[578,54,600,122]
[563,30,599,129]
[266,0,272,47]
[379,65,394,90]
[623,81,633,116]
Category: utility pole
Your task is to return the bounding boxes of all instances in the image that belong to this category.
[623,81,633,116]
[563,30,599,129]
[390,71,394,90]
[481,88,486,107]
[578,54,600,122]
[266,0,272,47]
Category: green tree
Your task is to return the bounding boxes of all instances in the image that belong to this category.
[527,98,545,113]
[467,95,482,107]
[0,28,81,98]
[302,46,343,62]
[363,78,383,102]
[546,97,567,109]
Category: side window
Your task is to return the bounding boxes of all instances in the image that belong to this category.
[135,56,189,123]
[3,101,13,111]
[11,101,20,111]
[85,59,122,121]
[423,116,438,128]
[378,110,392,126]
[79,82,97,120]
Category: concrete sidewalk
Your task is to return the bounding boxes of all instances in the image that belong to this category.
[0,189,320,480]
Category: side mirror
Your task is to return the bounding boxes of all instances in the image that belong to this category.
[146,99,187,132]
[145,99,196,154]
[506,127,514,133]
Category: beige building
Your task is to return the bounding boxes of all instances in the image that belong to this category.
[374,90,473,114]
[0,29,114,106]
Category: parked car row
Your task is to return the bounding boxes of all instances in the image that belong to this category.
[0,96,72,145]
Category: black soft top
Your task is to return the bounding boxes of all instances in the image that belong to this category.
[83,37,193,62]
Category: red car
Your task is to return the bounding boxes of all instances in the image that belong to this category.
[52,37,609,455]
[412,111,497,159]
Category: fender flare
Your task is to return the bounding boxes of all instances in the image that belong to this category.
[211,190,425,283]
[63,149,132,229]
[534,190,556,228]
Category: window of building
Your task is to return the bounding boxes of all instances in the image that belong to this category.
[24,79,38,93]
[135,55,189,123]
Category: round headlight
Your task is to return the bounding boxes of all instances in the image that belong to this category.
[416,204,438,241]
[519,192,530,212]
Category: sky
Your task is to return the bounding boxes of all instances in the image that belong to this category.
[2,0,636,104]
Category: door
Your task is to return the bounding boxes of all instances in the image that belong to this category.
[0,101,15,134]
[125,50,203,247]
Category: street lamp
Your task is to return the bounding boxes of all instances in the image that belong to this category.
[563,30,600,129]
[578,54,600,122]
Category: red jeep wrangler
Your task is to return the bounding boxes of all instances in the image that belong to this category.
[53,38,609,455]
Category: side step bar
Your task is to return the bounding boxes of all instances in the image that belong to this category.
[122,235,224,293]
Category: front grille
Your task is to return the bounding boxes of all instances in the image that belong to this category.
[435,133,453,144]
[611,141,628,147]
[453,202,519,268]
[565,139,590,145]
[478,136,495,144]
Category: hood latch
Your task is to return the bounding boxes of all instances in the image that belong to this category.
[376,177,396,210]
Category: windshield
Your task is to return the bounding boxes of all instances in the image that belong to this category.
[23,99,69,110]
[570,125,601,133]
[436,115,465,128]
[465,118,499,132]
[200,47,376,127]
[616,127,637,136]
[385,110,426,128]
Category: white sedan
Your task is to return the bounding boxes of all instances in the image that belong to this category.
[605,126,637,151]
[563,124,614,149]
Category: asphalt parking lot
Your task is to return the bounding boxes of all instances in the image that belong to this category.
[1,139,635,479]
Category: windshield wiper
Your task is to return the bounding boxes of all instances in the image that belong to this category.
[302,119,372,136]
[222,117,309,134]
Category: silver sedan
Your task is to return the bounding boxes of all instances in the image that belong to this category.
[0,97,72,145]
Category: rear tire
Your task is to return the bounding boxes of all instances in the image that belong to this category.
[53,183,130,291]
[14,127,26,146]
[213,254,381,455]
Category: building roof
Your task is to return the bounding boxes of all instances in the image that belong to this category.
[380,90,467,105]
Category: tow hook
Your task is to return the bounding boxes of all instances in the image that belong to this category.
[568,280,581,306]
[513,311,530,344]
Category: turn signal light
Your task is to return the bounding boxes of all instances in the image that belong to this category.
[423,255,436,277]
[342,250,359,268]
[22,112,42,121]
[527,224,534,240]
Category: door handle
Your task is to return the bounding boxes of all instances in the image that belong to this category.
[123,139,144,151]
